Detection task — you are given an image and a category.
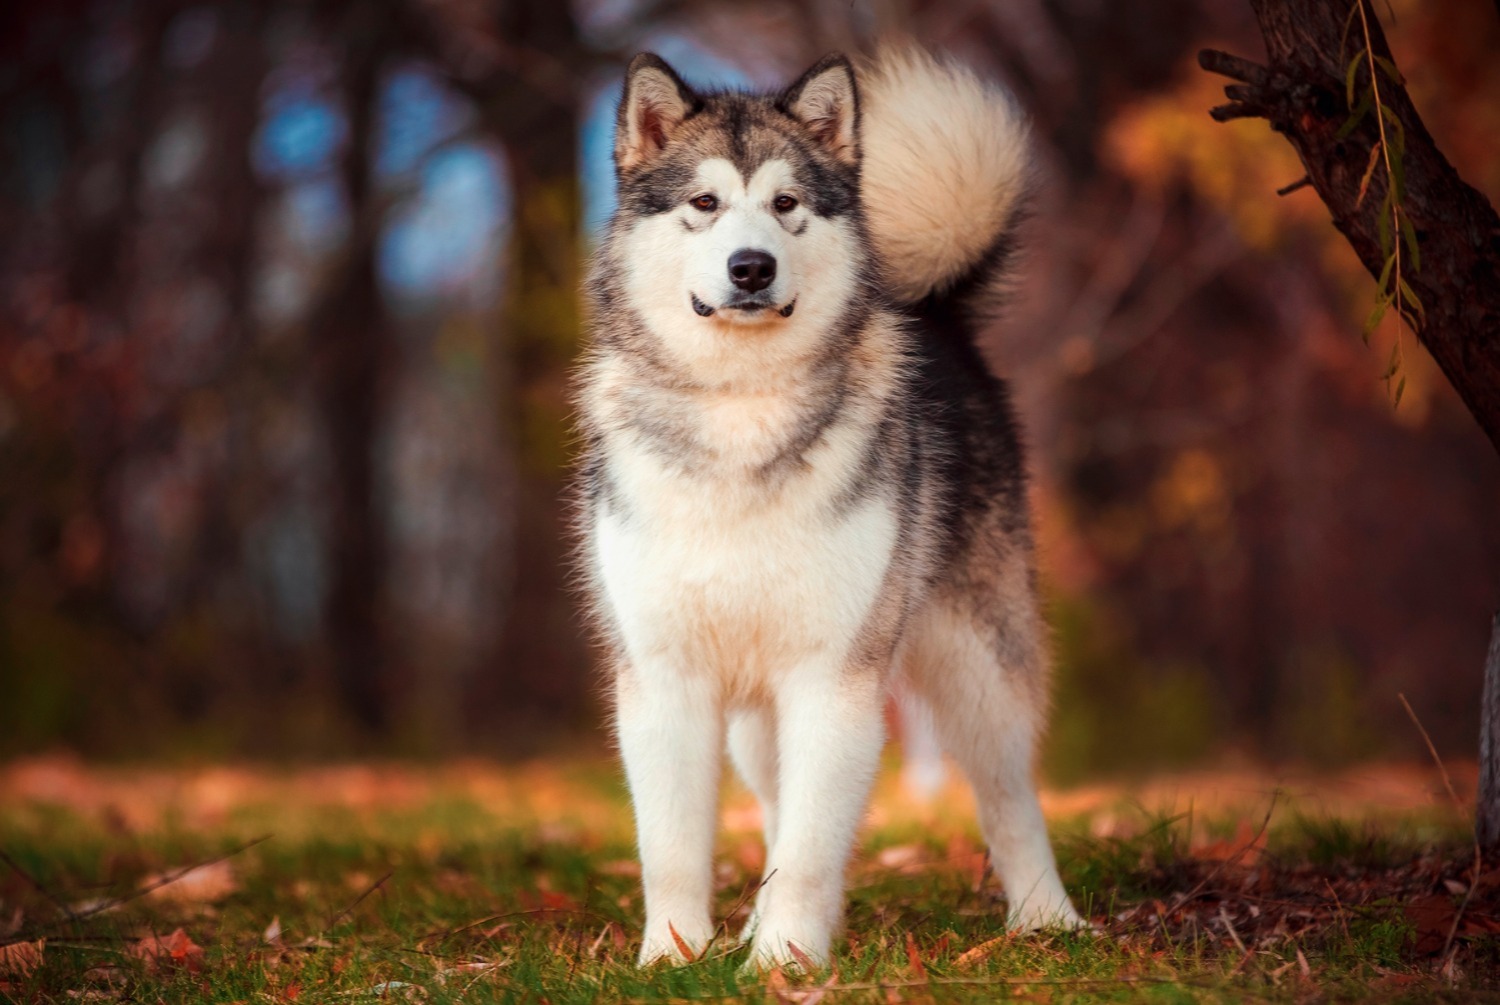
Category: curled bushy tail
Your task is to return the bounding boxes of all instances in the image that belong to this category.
[858,47,1032,313]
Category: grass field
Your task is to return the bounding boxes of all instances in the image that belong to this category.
[1,756,1496,1002]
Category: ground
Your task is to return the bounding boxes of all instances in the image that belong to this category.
[1,755,1497,1002]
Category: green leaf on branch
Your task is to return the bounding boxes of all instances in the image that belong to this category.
[1355,141,1382,208]
[1362,295,1389,343]
[1376,253,1396,293]
[1338,92,1373,138]
[1399,214,1420,273]
[1379,104,1405,158]
[1397,277,1425,323]
[1345,57,1362,106]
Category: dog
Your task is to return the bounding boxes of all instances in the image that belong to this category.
[574,45,1084,969]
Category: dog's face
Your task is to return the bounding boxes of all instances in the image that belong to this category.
[608,54,868,373]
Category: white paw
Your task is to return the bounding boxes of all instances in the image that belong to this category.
[638,921,714,967]
[744,917,830,973]
[1007,898,1089,933]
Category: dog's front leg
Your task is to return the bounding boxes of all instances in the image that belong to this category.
[747,667,885,970]
[615,663,723,965]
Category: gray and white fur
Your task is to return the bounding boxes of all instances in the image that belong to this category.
[574,45,1083,970]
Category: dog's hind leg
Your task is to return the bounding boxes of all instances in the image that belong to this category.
[727,706,779,941]
[615,663,723,964]
[906,595,1083,932]
[729,706,780,852]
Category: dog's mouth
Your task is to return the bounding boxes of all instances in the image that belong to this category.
[691,293,796,319]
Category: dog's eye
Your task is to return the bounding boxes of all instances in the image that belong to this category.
[690,194,718,212]
[774,194,798,213]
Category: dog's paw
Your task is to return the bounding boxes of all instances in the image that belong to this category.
[1007,899,1094,935]
[741,929,828,975]
[638,921,714,967]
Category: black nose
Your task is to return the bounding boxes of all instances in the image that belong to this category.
[728,249,776,293]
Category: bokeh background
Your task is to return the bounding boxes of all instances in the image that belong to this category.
[2,0,1497,776]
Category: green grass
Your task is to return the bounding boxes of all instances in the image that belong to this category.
[0,764,1495,1003]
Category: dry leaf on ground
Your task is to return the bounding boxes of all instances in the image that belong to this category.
[0,938,44,978]
[130,928,204,973]
[1192,819,1266,865]
[953,933,1009,968]
[144,861,238,905]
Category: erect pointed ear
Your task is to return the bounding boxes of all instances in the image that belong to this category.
[779,54,859,166]
[616,53,700,173]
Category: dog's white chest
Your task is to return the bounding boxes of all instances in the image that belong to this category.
[593,449,897,685]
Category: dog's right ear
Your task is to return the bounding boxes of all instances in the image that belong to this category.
[616,54,699,173]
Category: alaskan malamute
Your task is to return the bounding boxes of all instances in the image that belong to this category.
[575,46,1083,969]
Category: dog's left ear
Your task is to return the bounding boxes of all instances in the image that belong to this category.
[617,53,701,173]
[779,54,859,166]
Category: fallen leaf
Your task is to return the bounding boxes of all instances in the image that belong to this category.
[0,938,43,978]
[765,965,789,998]
[1404,893,1457,956]
[130,928,204,973]
[667,921,695,961]
[144,861,238,905]
[80,964,128,985]
[787,940,816,974]
[954,933,1009,968]
[778,972,838,1004]
[1193,820,1265,866]
[904,930,926,980]
[263,916,283,944]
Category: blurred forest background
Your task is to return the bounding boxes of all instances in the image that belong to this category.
[2,0,1497,776]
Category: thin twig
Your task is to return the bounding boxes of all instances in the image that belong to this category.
[1218,903,1247,956]
[0,848,77,923]
[325,869,393,932]
[1323,878,1353,947]
[419,906,622,945]
[1181,791,1281,905]
[0,833,272,946]
[618,973,1203,1002]
[1398,692,1481,963]
[1277,175,1312,196]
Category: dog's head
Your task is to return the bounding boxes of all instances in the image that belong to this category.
[607,53,867,367]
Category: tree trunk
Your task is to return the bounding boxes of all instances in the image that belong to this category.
[1201,0,1500,843]
[314,3,393,735]
[1200,0,1500,455]
[397,0,598,737]
[1480,614,1500,850]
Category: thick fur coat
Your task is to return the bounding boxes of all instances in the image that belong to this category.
[574,46,1083,969]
